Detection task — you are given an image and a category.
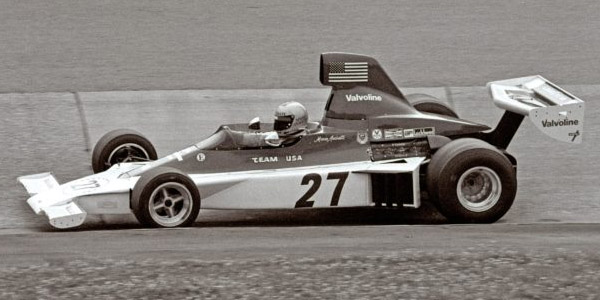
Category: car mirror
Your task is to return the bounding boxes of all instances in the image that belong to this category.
[248,117,260,130]
[264,131,281,147]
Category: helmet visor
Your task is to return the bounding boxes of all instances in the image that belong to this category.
[274,115,294,132]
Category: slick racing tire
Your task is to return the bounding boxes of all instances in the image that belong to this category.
[405,93,459,118]
[426,138,516,223]
[131,167,200,228]
[92,129,157,173]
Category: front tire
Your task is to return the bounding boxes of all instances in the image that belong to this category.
[92,129,157,173]
[131,167,200,228]
[426,138,517,223]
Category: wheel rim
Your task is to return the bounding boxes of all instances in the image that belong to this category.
[456,166,502,212]
[107,143,150,167]
[148,182,193,227]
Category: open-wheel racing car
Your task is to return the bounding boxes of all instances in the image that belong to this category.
[18,53,585,229]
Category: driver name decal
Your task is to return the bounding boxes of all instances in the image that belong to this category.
[314,135,346,143]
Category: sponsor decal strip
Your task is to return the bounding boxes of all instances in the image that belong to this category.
[373,127,435,141]
[404,127,435,138]
[384,128,404,140]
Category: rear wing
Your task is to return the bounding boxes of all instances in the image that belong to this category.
[487,76,584,144]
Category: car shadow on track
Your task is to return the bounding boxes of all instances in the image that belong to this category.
[55,203,448,232]
[194,205,447,228]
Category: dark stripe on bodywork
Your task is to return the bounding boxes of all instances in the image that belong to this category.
[164,129,371,174]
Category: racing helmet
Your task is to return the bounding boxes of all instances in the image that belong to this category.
[273,101,308,136]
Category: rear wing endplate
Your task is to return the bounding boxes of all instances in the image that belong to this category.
[487,75,584,143]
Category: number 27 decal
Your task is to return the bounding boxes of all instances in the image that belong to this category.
[295,172,349,208]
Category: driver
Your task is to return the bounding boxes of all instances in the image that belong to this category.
[223,101,309,148]
[273,101,309,143]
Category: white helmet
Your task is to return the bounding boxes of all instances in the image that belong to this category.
[273,101,308,136]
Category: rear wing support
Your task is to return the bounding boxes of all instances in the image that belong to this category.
[484,75,584,148]
[483,111,524,149]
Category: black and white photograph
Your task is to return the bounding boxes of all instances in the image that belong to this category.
[1,0,599,298]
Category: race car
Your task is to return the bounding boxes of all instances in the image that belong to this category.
[18,53,585,229]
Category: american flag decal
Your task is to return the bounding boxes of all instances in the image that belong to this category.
[328,62,368,83]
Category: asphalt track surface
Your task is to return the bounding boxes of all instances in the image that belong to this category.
[1,1,600,298]
[1,224,600,299]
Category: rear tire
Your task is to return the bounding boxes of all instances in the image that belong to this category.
[405,93,459,118]
[92,129,157,173]
[426,138,516,223]
[131,167,200,228]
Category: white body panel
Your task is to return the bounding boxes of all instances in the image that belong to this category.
[18,158,425,228]
[196,162,373,209]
